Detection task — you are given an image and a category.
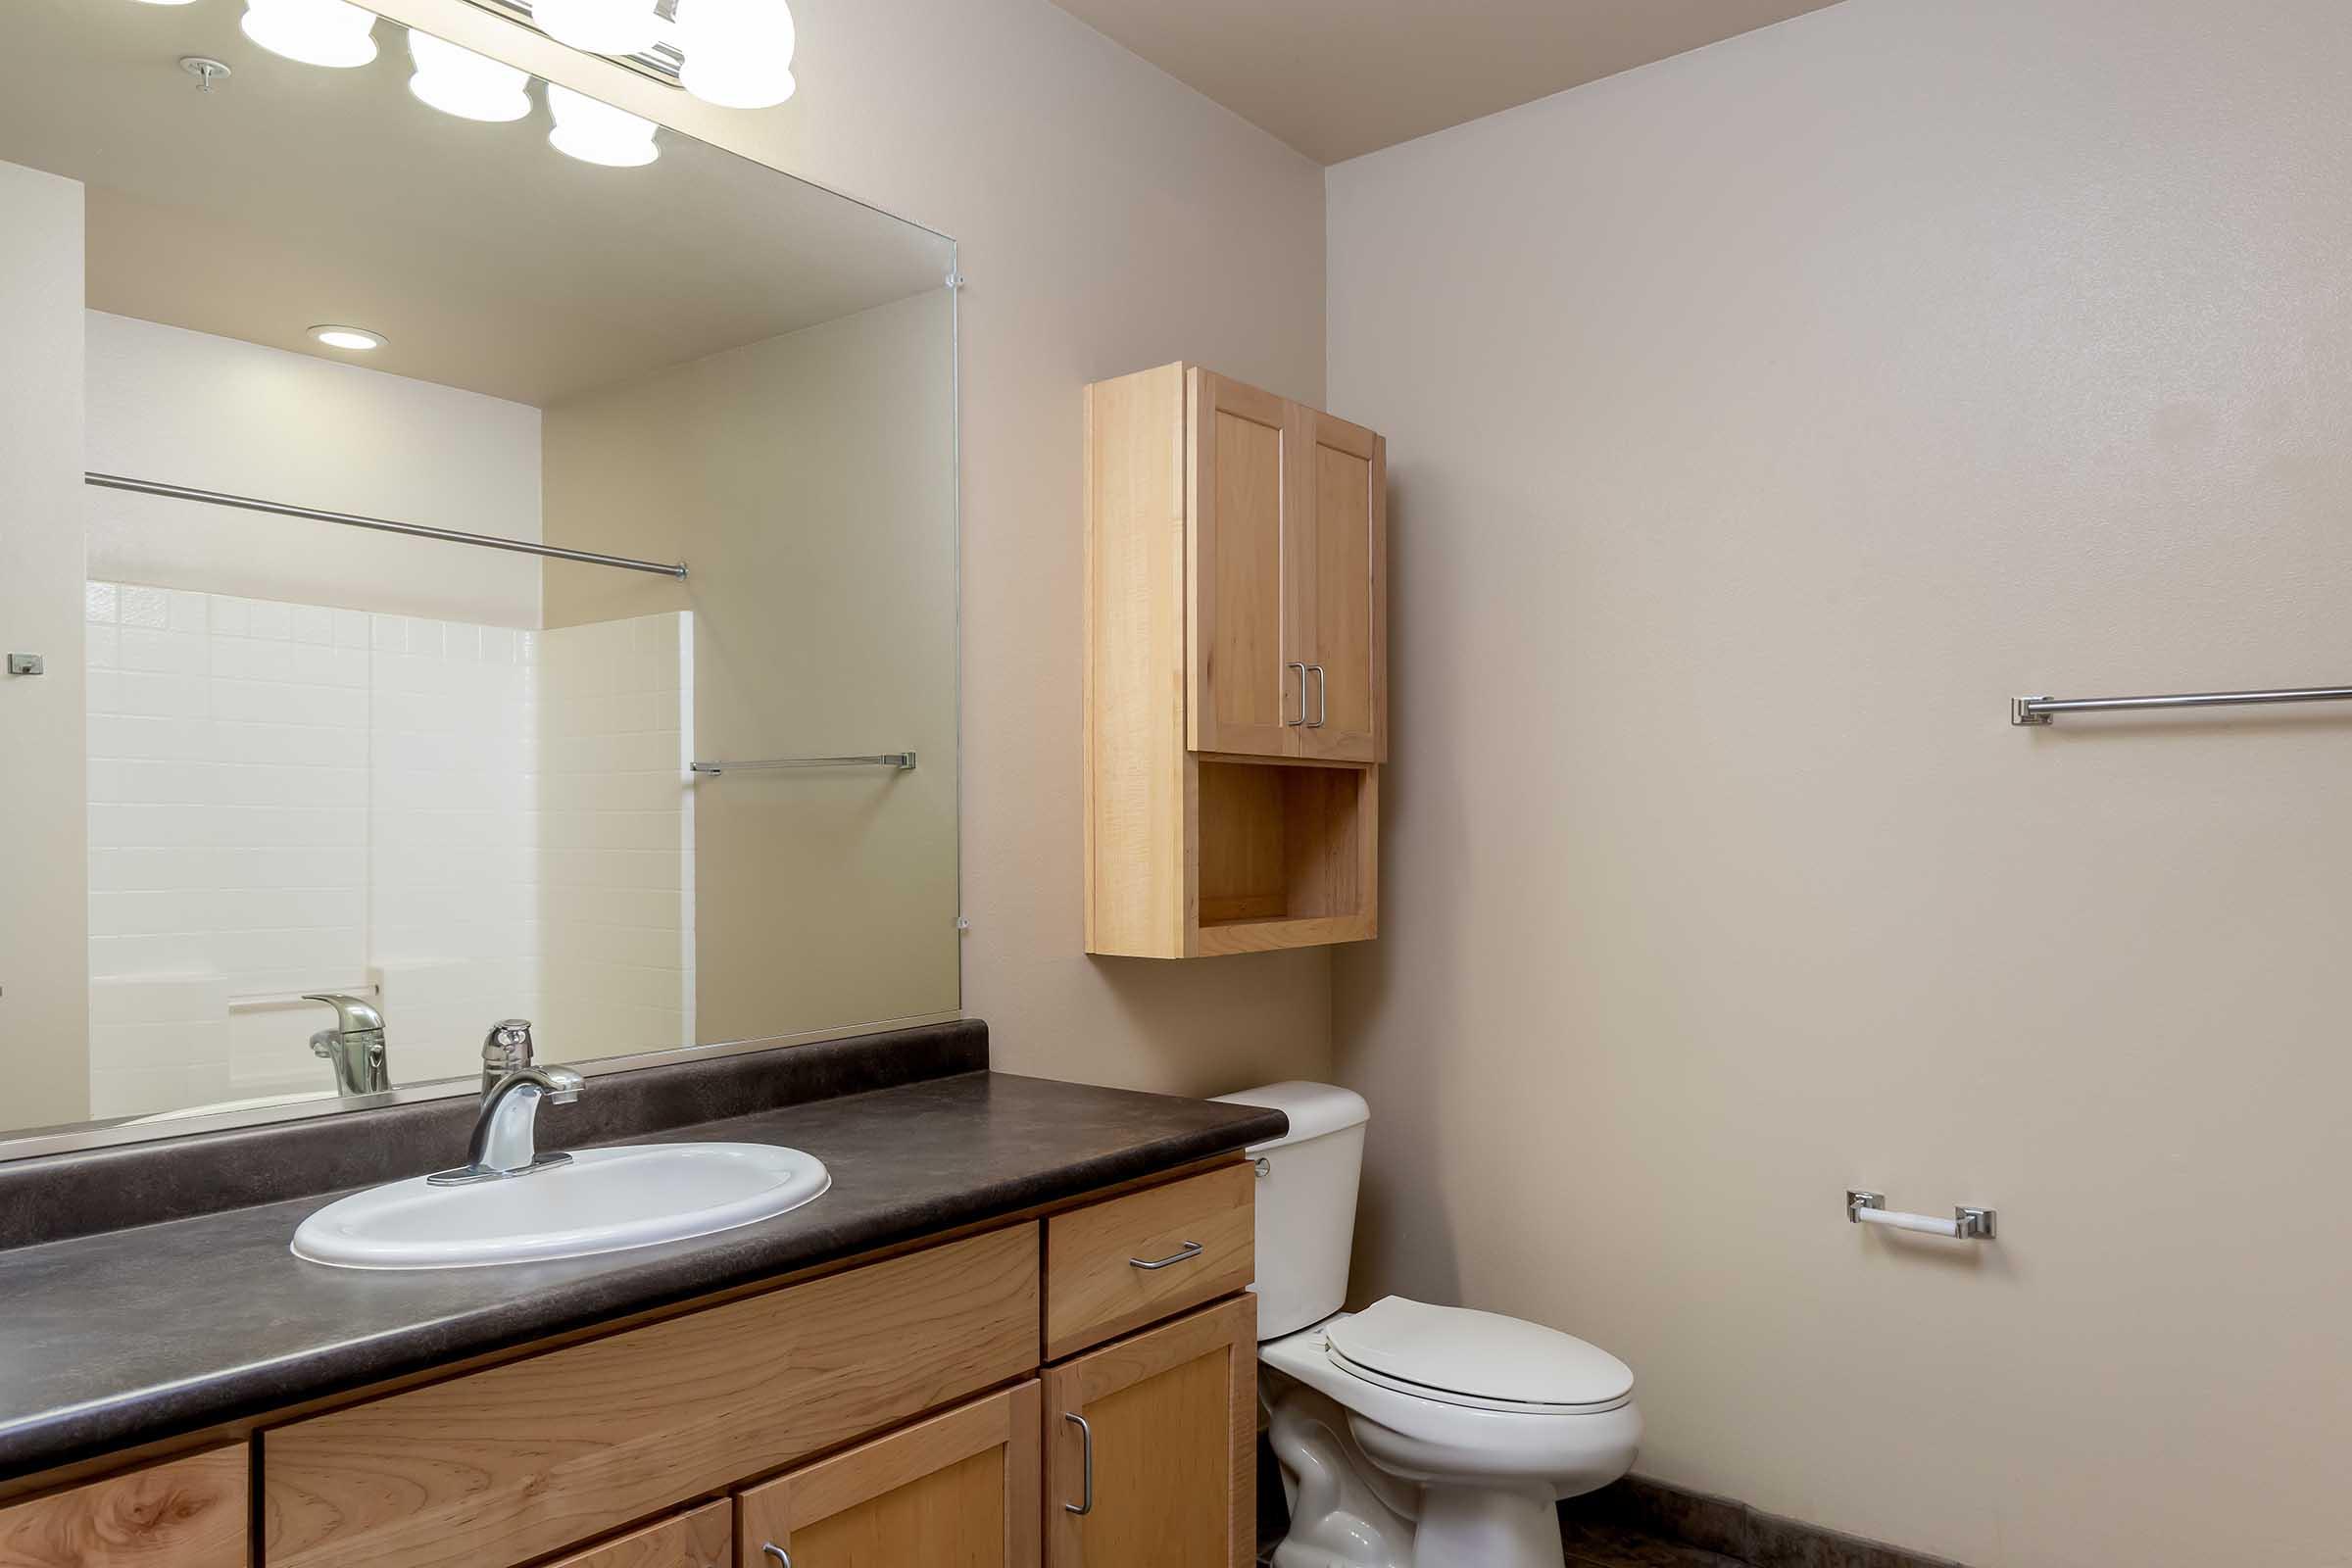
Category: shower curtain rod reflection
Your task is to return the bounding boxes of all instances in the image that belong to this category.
[83,472,690,579]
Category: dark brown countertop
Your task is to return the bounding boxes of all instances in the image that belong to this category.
[0,1057,1284,1478]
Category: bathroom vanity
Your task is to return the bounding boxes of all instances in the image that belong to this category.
[0,1025,1280,1568]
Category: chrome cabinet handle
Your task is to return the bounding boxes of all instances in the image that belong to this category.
[760,1545,791,1567]
[1287,662,1308,725]
[1064,1412,1095,1515]
[1130,1239,1203,1270]
[1307,663,1328,728]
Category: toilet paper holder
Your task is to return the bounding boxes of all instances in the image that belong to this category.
[1846,1190,1996,1241]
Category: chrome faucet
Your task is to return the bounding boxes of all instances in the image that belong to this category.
[304,994,390,1097]
[480,1017,536,1097]
[427,1063,585,1186]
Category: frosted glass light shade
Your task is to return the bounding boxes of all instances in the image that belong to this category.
[408,32,531,122]
[239,0,378,67]
[546,83,660,168]
[531,0,659,57]
[674,0,796,110]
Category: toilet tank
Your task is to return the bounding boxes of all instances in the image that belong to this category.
[1211,1081,1369,1340]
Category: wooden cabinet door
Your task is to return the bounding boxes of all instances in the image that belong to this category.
[736,1384,1040,1568]
[0,1446,247,1568]
[551,1501,731,1568]
[1289,407,1385,763]
[1043,1296,1255,1568]
[1188,369,1298,758]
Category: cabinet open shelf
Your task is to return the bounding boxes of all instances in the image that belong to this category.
[1195,760,1376,956]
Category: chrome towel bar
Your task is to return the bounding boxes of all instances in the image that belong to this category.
[1846,1191,1996,1241]
[691,753,916,775]
[2013,683,2352,725]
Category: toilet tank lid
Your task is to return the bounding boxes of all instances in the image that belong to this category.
[1209,1081,1368,1149]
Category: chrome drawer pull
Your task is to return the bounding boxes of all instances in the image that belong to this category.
[1130,1239,1203,1270]
[1287,662,1309,726]
[1307,663,1328,728]
[1064,1412,1096,1515]
[760,1545,791,1567]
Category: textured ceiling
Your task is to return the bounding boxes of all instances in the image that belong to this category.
[1051,0,1844,164]
[0,0,950,407]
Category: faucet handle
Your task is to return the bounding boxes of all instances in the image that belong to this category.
[304,993,384,1034]
[482,1018,534,1074]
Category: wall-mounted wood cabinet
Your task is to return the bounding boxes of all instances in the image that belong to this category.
[1085,364,1386,958]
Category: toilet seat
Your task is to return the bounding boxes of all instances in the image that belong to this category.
[1324,1297,1635,1414]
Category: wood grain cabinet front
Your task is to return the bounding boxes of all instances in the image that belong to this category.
[262,1225,1039,1568]
[735,1383,1040,1568]
[0,1446,246,1568]
[1043,1162,1254,1360]
[550,1499,733,1568]
[1085,362,1385,958]
[1043,1296,1257,1568]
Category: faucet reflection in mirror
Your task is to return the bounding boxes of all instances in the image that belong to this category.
[303,993,389,1096]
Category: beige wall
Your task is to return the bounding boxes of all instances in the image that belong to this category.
[370,0,1334,1092]
[1327,1,2352,1564]
[0,162,88,1127]
[542,295,959,1043]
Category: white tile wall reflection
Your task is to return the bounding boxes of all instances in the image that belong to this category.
[80,584,687,1120]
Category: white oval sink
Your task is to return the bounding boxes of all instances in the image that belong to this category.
[292,1143,830,1270]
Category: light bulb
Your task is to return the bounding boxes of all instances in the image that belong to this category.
[239,0,378,67]
[311,325,384,351]
[674,0,795,110]
[545,83,659,168]
[408,31,531,122]
[530,0,658,57]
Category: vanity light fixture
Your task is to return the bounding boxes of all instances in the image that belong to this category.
[311,324,385,351]
[239,0,379,68]
[408,31,532,122]
[546,83,660,167]
[673,0,796,110]
[530,0,661,59]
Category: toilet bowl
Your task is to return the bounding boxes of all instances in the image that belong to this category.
[1213,1083,1640,1568]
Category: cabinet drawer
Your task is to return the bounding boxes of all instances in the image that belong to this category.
[550,1499,731,1568]
[264,1225,1039,1568]
[0,1446,246,1568]
[1044,1164,1253,1360]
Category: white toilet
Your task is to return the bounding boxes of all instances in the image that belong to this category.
[1213,1082,1641,1568]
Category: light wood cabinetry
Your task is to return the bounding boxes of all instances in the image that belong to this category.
[737,1384,1040,1568]
[1086,363,1385,957]
[264,1226,1038,1568]
[1043,1296,1257,1568]
[1043,1163,1253,1361]
[12,1161,1261,1568]
[548,1500,732,1568]
[0,1446,246,1568]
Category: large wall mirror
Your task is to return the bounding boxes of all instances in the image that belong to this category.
[0,0,959,1152]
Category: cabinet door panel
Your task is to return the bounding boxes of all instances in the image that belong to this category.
[736,1384,1039,1568]
[550,1500,731,1568]
[1044,1297,1254,1568]
[1294,410,1384,763]
[1190,370,1297,758]
[0,1447,246,1568]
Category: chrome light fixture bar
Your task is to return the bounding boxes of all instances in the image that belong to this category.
[453,0,687,87]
